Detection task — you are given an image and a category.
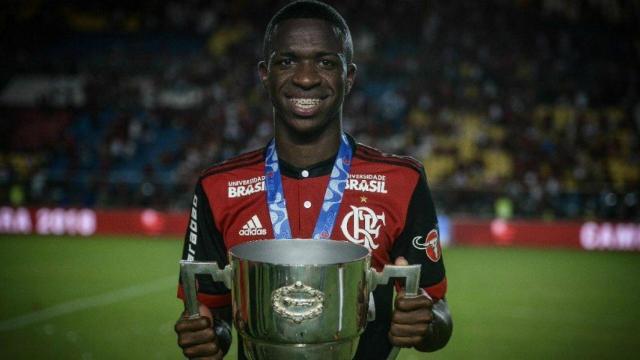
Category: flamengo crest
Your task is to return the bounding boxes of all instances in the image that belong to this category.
[340,206,386,250]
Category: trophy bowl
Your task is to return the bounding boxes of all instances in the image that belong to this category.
[180,239,420,360]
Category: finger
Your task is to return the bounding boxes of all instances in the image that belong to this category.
[183,342,220,358]
[388,333,423,347]
[392,308,433,325]
[395,295,432,312]
[394,256,409,266]
[175,316,212,333]
[389,322,429,338]
[178,327,216,348]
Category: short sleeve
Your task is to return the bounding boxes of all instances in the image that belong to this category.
[177,179,231,308]
[390,167,447,300]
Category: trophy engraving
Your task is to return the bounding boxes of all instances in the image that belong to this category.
[272,281,325,323]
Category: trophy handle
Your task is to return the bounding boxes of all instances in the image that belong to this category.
[367,264,422,360]
[179,260,232,319]
[367,264,421,295]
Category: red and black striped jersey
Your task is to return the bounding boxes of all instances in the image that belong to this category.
[177,135,447,359]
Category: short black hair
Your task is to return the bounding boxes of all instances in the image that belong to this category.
[263,0,353,64]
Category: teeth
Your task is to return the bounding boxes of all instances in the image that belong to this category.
[290,98,321,110]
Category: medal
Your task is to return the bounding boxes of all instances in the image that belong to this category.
[265,133,352,239]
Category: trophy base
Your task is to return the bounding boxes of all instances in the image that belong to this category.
[243,336,359,360]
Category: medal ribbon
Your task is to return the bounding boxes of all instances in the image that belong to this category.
[265,133,352,240]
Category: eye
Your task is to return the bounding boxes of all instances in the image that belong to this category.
[279,58,294,67]
[319,59,336,69]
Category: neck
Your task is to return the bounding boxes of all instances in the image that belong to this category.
[274,127,342,168]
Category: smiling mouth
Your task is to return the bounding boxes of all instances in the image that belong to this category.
[290,98,321,108]
[288,97,323,116]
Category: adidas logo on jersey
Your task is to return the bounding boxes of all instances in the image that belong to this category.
[239,215,267,236]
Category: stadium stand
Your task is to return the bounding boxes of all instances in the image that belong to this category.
[1,0,638,220]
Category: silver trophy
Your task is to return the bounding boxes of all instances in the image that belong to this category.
[180,239,421,360]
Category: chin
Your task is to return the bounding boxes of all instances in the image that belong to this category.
[288,118,325,133]
[283,116,334,137]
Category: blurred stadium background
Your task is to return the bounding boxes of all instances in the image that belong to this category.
[1,0,639,359]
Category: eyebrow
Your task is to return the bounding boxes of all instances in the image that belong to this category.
[316,51,341,58]
[275,51,342,58]
[274,51,297,57]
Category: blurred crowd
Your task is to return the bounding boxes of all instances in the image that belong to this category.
[1,0,639,220]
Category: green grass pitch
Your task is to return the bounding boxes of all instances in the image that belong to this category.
[1,235,639,359]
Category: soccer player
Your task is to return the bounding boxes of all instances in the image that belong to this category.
[174,1,452,359]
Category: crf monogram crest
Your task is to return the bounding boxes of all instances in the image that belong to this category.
[340,206,386,250]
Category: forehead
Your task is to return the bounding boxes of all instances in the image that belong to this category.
[271,18,344,55]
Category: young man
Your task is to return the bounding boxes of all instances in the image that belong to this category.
[174,1,452,359]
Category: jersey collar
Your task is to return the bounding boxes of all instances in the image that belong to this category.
[274,133,357,179]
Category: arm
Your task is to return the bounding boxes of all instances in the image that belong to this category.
[388,167,452,352]
[175,179,233,359]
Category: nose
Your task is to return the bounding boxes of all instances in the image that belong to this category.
[291,61,321,89]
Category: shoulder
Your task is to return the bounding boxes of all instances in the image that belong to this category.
[354,142,424,175]
[199,147,265,181]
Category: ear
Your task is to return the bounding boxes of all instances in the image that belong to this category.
[346,63,357,95]
[258,60,269,88]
